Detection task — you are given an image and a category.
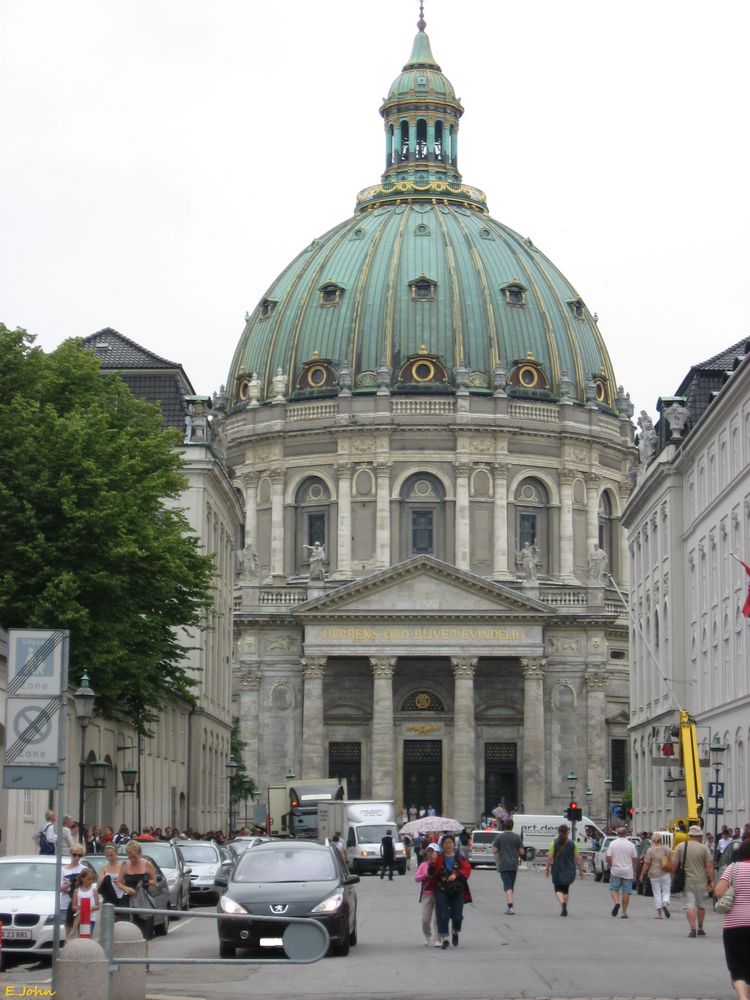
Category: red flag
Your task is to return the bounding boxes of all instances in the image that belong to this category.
[741,562,750,618]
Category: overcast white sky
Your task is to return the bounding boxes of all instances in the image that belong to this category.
[2,0,748,418]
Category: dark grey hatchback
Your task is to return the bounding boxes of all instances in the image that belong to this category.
[216,840,359,958]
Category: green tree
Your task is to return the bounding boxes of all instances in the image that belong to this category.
[0,326,215,731]
[229,723,258,810]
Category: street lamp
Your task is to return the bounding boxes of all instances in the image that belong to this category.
[226,758,238,835]
[586,787,593,818]
[604,775,612,830]
[73,674,110,845]
[710,734,725,860]
[567,770,577,799]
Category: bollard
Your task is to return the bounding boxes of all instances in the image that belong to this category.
[79,895,92,938]
[57,938,108,1000]
[112,920,147,1000]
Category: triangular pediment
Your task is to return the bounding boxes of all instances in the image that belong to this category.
[295,556,555,620]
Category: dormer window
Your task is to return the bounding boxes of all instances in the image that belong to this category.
[259,298,277,319]
[319,281,344,307]
[568,298,585,320]
[409,274,436,301]
[502,281,527,307]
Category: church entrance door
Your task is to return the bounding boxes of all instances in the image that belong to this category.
[484,742,518,817]
[403,740,442,816]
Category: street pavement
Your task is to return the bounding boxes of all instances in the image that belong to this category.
[2,862,732,1000]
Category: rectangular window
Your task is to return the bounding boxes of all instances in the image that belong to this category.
[611,738,627,791]
[329,742,361,800]
[519,513,536,549]
[23,789,33,822]
[308,513,326,547]
[411,510,433,554]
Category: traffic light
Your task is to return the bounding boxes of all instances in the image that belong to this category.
[566,801,583,821]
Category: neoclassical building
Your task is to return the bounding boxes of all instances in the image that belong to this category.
[623,339,750,834]
[225,14,635,823]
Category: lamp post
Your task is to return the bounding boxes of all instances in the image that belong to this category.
[710,734,725,861]
[586,787,593,820]
[73,675,110,845]
[226,759,238,835]
[604,775,612,830]
[116,742,139,831]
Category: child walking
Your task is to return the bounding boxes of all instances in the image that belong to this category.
[72,867,101,937]
[414,842,441,945]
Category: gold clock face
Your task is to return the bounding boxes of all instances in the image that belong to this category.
[415,692,431,710]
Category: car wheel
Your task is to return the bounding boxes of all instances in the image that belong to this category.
[349,918,358,946]
[603,870,610,883]
[155,911,169,937]
[332,937,350,957]
[398,866,406,875]
[219,941,236,959]
[594,871,602,882]
[524,847,536,862]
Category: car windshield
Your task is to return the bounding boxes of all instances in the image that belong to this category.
[135,844,177,868]
[356,825,396,842]
[471,832,496,844]
[234,849,337,883]
[0,863,57,892]
[178,845,218,864]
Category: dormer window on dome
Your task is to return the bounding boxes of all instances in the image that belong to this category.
[593,371,610,404]
[319,281,344,307]
[502,281,527,308]
[259,298,277,319]
[295,352,338,394]
[509,354,550,391]
[410,274,436,301]
[567,298,585,320]
[398,347,448,385]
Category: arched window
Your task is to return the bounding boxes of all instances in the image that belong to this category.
[400,120,409,161]
[416,119,428,160]
[434,120,443,160]
[295,477,331,575]
[599,491,614,559]
[514,477,549,574]
[399,473,446,560]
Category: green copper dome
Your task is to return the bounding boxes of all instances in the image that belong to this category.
[227,16,618,411]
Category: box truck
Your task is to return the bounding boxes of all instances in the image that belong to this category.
[512,813,605,859]
[318,800,408,875]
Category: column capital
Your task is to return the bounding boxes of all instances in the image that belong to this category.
[559,469,575,486]
[336,462,354,479]
[451,657,477,679]
[375,462,392,478]
[239,669,261,691]
[454,462,472,478]
[521,656,546,679]
[302,656,327,679]
[585,670,607,691]
[242,471,259,488]
[270,468,285,485]
[584,472,601,489]
[370,657,396,679]
[493,462,511,479]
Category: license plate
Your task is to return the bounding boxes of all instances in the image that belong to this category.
[2,928,32,940]
[260,937,284,947]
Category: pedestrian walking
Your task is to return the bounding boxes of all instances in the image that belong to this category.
[674,824,714,938]
[640,832,672,918]
[714,837,750,1000]
[380,831,396,881]
[71,867,100,938]
[60,844,85,938]
[414,842,440,945]
[607,827,638,918]
[119,840,157,940]
[97,843,129,918]
[545,823,585,916]
[331,832,348,867]
[492,818,525,914]
[32,810,57,854]
[429,834,471,949]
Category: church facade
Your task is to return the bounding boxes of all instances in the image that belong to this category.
[225,14,635,824]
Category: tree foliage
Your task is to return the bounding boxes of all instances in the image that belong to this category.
[0,325,215,731]
[229,723,258,807]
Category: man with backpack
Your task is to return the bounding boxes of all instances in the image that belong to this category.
[33,810,57,854]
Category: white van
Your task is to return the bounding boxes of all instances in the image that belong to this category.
[512,814,605,859]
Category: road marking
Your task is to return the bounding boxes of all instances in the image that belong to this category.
[163,916,196,934]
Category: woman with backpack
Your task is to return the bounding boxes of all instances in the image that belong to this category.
[545,823,586,916]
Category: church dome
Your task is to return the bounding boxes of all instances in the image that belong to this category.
[227,16,618,412]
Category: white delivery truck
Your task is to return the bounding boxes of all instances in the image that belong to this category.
[512,814,605,860]
[318,800,408,875]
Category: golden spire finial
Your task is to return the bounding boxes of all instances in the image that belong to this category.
[417,1,426,32]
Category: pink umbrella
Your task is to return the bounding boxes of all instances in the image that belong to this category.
[399,815,464,837]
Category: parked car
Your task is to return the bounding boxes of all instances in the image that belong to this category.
[227,836,274,861]
[0,855,67,957]
[110,841,191,913]
[717,838,742,876]
[593,835,641,882]
[175,840,232,904]
[468,830,498,868]
[83,853,171,936]
[216,840,358,958]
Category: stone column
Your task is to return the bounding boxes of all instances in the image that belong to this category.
[270,469,285,581]
[585,670,607,821]
[238,668,261,785]
[243,472,258,552]
[451,657,477,821]
[521,657,546,812]
[301,657,327,778]
[334,463,353,579]
[559,471,576,581]
[370,657,396,800]
[454,463,471,570]
[493,463,511,579]
[585,473,601,553]
[375,463,391,568]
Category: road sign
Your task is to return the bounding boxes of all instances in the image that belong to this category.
[707,806,724,815]
[709,782,725,798]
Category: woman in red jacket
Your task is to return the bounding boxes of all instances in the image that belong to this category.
[428,834,472,949]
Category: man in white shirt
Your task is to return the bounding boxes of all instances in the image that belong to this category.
[606,827,638,918]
